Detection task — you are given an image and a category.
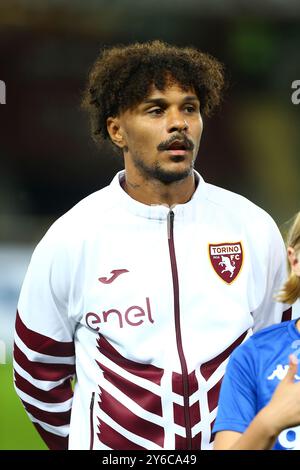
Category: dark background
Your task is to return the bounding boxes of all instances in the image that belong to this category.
[1,0,299,245]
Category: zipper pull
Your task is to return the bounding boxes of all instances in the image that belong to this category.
[167,210,174,240]
[90,391,95,410]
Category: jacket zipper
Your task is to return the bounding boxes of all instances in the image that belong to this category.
[167,210,192,449]
[89,392,95,450]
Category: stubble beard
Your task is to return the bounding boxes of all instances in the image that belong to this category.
[131,153,195,185]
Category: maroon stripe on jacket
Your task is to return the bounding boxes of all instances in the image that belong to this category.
[98,387,164,447]
[23,400,71,427]
[14,371,73,403]
[192,431,201,450]
[207,378,223,413]
[34,423,69,450]
[97,419,146,450]
[16,311,75,357]
[97,361,162,416]
[200,330,248,381]
[172,370,198,396]
[175,432,202,450]
[97,335,164,384]
[173,401,200,428]
[175,432,200,450]
[14,343,75,381]
[282,307,292,322]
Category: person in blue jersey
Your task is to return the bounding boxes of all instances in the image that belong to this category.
[213,212,300,450]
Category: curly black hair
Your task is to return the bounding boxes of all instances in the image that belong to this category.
[81,40,225,144]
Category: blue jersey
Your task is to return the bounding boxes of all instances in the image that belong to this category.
[213,319,300,450]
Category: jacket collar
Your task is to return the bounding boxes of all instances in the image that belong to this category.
[110,169,207,221]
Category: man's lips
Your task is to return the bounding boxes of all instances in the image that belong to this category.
[157,137,194,153]
[166,149,188,156]
[164,141,191,156]
[161,141,191,157]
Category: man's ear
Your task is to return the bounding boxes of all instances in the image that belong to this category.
[288,246,300,276]
[107,117,126,149]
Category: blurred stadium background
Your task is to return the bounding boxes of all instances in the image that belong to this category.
[0,0,300,449]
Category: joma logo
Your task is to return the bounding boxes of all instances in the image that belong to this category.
[85,297,154,330]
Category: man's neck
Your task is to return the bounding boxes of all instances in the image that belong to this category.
[122,172,196,207]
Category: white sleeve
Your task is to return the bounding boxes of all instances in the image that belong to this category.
[252,216,292,333]
[13,227,76,450]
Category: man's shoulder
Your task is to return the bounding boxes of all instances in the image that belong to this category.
[39,183,116,245]
[204,182,276,227]
[65,184,114,219]
[205,182,264,213]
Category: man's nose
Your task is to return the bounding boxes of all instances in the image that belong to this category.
[167,112,188,133]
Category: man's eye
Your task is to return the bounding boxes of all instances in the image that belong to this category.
[148,108,163,115]
[185,106,196,113]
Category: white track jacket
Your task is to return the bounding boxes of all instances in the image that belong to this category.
[13,170,292,450]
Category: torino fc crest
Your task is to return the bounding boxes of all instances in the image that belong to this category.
[209,242,243,284]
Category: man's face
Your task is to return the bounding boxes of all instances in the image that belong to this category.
[112,83,203,184]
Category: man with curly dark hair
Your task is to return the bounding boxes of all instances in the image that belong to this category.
[14,40,292,451]
[81,40,224,199]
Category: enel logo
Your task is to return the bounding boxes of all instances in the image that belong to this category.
[85,297,154,330]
